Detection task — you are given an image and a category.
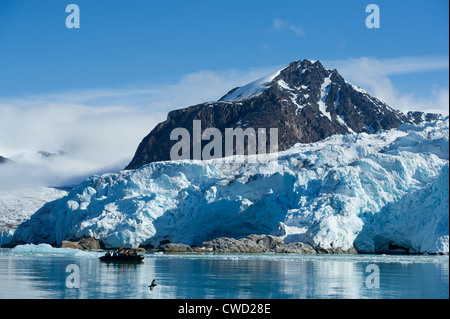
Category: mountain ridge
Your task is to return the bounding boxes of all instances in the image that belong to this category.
[126,59,442,170]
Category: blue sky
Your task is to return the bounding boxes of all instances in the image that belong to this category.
[0,0,448,97]
[0,0,449,186]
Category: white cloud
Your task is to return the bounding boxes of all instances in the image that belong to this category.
[0,66,277,189]
[323,56,449,116]
[273,18,305,37]
[0,102,162,189]
[373,56,449,75]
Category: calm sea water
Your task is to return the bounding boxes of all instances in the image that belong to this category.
[0,247,448,299]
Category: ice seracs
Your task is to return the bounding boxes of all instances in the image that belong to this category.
[11,118,449,254]
[0,187,69,246]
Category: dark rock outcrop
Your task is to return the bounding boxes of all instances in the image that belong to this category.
[60,237,105,250]
[0,156,14,164]
[161,243,194,253]
[197,235,357,253]
[152,234,356,254]
[199,236,271,253]
[77,237,105,250]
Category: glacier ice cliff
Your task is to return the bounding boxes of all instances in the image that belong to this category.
[0,187,69,246]
[12,119,449,253]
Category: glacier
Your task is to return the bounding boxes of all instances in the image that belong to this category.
[11,118,449,253]
[0,187,69,246]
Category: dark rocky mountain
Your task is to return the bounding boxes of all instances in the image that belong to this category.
[0,156,13,165]
[125,59,442,170]
[38,150,68,159]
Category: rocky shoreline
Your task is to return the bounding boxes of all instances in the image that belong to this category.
[158,235,357,254]
[5,235,447,255]
[4,234,357,254]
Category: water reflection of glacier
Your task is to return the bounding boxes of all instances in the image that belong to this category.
[0,248,448,299]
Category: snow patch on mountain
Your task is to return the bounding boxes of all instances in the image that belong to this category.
[277,79,304,110]
[221,66,287,101]
[318,76,332,121]
[12,118,449,253]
